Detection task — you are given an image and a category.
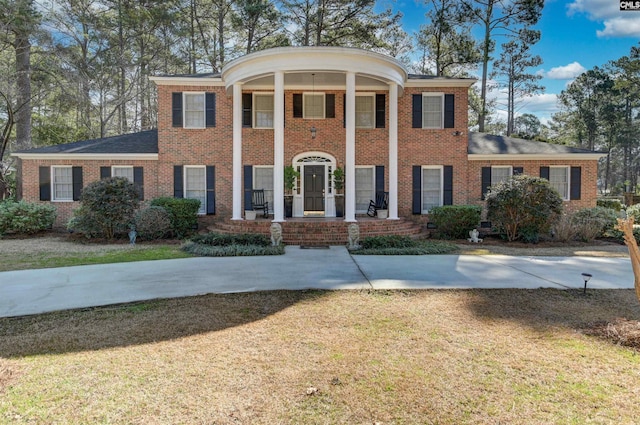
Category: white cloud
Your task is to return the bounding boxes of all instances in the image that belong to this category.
[546,62,587,79]
[567,0,640,37]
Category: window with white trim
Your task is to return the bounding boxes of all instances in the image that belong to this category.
[184,93,205,128]
[184,166,206,214]
[254,93,274,128]
[52,166,73,201]
[254,166,274,213]
[422,93,443,129]
[355,94,375,128]
[112,166,134,182]
[549,166,569,200]
[355,166,375,213]
[422,166,443,213]
[491,166,512,186]
[303,93,324,119]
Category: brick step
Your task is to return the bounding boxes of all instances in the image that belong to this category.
[203,217,425,245]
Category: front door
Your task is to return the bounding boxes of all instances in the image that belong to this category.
[304,165,325,212]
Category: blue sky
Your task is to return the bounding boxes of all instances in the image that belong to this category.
[385,0,640,124]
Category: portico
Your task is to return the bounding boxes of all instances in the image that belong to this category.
[221,47,406,222]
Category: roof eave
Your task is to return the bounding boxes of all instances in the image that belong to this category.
[149,76,225,86]
[11,153,159,160]
[468,153,607,161]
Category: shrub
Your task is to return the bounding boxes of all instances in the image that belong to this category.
[150,197,200,238]
[189,232,270,246]
[0,201,56,235]
[597,198,623,212]
[134,206,172,240]
[181,242,284,257]
[571,206,618,242]
[428,205,482,239]
[485,175,563,243]
[69,177,139,239]
[552,213,578,242]
[360,235,415,249]
[626,204,640,222]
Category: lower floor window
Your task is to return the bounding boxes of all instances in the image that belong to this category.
[52,166,73,201]
[112,166,134,181]
[422,166,442,213]
[355,166,374,213]
[185,166,206,214]
[549,166,569,200]
[254,166,274,213]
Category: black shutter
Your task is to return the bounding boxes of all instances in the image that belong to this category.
[174,165,183,198]
[242,93,252,127]
[206,166,216,214]
[100,167,111,179]
[205,93,216,127]
[133,167,144,201]
[443,166,453,205]
[325,94,335,118]
[412,94,422,128]
[293,94,303,118]
[444,94,455,128]
[39,166,50,201]
[172,92,183,127]
[412,165,422,214]
[481,167,491,200]
[540,166,550,180]
[375,165,385,196]
[244,165,253,210]
[72,166,83,201]
[375,94,385,128]
[513,167,523,175]
[570,167,582,200]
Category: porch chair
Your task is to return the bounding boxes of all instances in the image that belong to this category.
[251,189,269,218]
[367,191,389,217]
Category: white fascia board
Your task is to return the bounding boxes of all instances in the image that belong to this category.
[11,153,159,161]
[405,79,476,88]
[149,76,224,87]
[468,153,607,161]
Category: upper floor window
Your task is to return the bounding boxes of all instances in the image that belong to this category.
[355,94,375,129]
[412,93,455,129]
[172,92,216,128]
[254,93,274,129]
[304,93,325,119]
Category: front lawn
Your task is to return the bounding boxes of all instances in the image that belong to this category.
[1,289,639,424]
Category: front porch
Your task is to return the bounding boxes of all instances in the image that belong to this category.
[203,216,424,245]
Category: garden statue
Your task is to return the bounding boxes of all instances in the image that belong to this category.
[128,226,137,245]
[347,223,360,249]
[270,223,283,246]
[467,229,483,243]
[616,217,640,303]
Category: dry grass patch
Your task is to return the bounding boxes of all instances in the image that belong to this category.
[1,289,640,424]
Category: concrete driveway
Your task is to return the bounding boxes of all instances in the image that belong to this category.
[0,246,634,318]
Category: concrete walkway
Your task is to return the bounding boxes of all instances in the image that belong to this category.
[0,246,635,318]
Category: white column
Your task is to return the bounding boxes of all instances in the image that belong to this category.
[345,71,356,222]
[273,71,285,222]
[232,83,243,220]
[388,82,399,220]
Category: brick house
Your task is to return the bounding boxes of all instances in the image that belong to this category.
[13,47,605,231]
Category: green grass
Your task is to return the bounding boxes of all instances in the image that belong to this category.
[0,246,192,272]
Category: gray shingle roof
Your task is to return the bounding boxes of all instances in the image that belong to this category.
[468,132,602,155]
[14,130,158,155]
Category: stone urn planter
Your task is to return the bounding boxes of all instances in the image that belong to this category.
[377,209,388,219]
[245,210,257,220]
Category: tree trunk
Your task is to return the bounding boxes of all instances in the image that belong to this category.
[478,8,492,133]
[14,31,32,150]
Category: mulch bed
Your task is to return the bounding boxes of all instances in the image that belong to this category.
[582,318,640,351]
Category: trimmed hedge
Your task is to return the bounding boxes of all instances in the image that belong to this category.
[150,197,200,238]
[189,232,271,247]
[428,205,482,239]
[0,201,56,235]
[182,232,282,256]
[353,235,457,255]
[597,198,624,211]
[134,206,173,240]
